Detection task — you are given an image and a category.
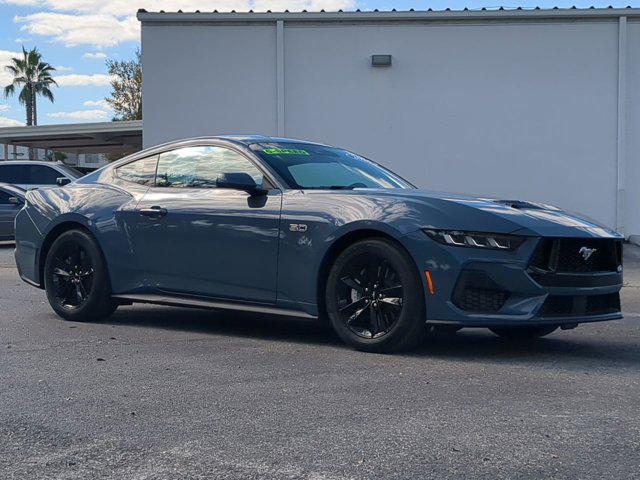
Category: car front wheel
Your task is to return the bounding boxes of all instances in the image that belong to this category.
[44,229,117,322]
[325,238,427,353]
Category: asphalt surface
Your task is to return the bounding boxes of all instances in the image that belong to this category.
[1,242,639,480]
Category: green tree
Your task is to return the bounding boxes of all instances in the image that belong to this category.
[105,49,142,121]
[52,151,68,162]
[3,46,57,127]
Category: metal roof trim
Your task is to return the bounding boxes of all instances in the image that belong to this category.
[137,7,640,23]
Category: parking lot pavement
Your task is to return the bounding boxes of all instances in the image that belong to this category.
[1,242,639,480]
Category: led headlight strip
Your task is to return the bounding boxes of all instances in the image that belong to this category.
[423,229,523,251]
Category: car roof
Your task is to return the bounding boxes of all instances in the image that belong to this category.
[0,160,68,167]
[212,135,329,147]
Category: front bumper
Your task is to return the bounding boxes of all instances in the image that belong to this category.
[402,231,623,327]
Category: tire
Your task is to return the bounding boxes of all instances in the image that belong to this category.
[489,325,558,340]
[44,229,118,322]
[325,238,427,353]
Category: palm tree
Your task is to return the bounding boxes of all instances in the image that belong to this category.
[3,46,57,127]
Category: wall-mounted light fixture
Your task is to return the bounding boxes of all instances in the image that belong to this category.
[371,54,392,67]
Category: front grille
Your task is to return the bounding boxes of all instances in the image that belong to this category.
[529,238,622,274]
[539,293,620,317]
[452,271,509,313]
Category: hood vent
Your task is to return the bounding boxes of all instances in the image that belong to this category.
[491,199,548,210]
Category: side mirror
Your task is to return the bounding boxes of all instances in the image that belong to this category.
[216,172,266,195]
[8,196,23,206]
[56,177,71,186]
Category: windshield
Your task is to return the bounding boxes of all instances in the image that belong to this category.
[249,142,413,190]
[58,164,84,179]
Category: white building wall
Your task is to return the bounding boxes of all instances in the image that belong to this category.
[284,21,619,228]
[142,24,278,146]
[141,13,638,236]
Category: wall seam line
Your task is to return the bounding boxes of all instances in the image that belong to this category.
[616,15,627,236]
[276,20,285,136]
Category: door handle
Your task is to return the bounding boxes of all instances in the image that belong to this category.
[139,206,167,217]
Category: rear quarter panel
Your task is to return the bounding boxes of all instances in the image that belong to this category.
[18,179,146,291]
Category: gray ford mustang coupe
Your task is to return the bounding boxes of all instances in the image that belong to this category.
[14,136,624,352]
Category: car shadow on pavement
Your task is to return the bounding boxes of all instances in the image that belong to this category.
[105,306,640,367]
[409,328,640,368]
[107,306,341,347]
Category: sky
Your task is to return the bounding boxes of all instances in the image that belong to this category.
[0,0,638,127]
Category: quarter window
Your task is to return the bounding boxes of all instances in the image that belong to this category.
[116,155,158,186]
[155,146,263,189]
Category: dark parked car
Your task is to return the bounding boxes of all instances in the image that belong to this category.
[0,160,82,190]
[0,183,25,241]
[13,136,624,352]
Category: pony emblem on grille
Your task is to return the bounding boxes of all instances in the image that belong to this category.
[579,246,597,261]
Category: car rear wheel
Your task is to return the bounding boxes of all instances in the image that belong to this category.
[489,325,558,340]
[325,238,427,353]
[44,229,117,322]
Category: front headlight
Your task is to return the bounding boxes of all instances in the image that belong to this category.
[423,229,524,251]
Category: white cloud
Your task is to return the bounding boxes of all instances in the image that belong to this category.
[0,49,21,87]
[1,0,40,5]
[83,52,107,60]
[47,108,110,120]
[7,0,355,48]
[0,116,23,127]
[0,104,10,112]
[14,37,32,43]
[5,1,253,16]
[83,99,111,109]
[15,12,140,48]
[54,64,73,71]
[5,0,355,15]
[53,73,111,86]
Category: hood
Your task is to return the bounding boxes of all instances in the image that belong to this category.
[351,188,622,238]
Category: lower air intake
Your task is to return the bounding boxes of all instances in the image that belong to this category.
[539,293,620,318]
[452,271,509,313]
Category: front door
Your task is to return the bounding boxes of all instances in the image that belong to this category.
[131,145,282,304]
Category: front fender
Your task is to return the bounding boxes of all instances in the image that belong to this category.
[277,192,413,314]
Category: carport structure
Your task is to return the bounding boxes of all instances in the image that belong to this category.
[0,120,142,158]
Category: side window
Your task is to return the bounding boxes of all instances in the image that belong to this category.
[28,166,62,185]
[0,191,11,204]
[116,155,158,186]
[156,146,263,189]
[0,165,27,184]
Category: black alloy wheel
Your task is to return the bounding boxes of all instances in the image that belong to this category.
[336,254,404,339]
[326,238,428,352]
[50,240,94,309]
[44,229,118,322]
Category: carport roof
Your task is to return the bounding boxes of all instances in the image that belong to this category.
[0,120,142,155]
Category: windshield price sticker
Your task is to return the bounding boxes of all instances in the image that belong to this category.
[263,148,310,156]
